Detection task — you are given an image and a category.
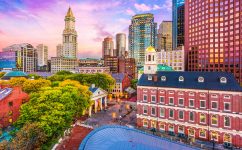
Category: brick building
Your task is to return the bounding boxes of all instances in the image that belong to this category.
[0,86,29,128]
[110,73,131,96]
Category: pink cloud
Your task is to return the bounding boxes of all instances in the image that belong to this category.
[134,3,152,12]
[126,8,135,15]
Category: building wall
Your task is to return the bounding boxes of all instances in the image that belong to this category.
[102,37,114,58]
[116,33,126,57]
[76,66,110,74]
[79,58,104,67]
[51,57,78,73]
[0,86,29,128]
[185,0,242,84]
[136,86,242,147]
[104,56,119,73]
[36,44,48,67]
[158,21,172,51]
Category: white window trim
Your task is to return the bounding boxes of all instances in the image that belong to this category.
[211,94,218,98]
[189,99,195,108]
[224,95,231,99]
[189,92,195,96]
[211,115,218,126]
[143,94,147,102]
[224,116,231,128]
[224,102,231,112]
[160,96,165,104]
[189,112,195,122]
[169,97,174,105]
[169,109,174,119]
[178,126,184,133]
[178,98,184,106]
[160,108,165,117]
[200,93,206,97]
[143,120,148,127]
[178,92,184,95]
[151,107,156,116]
[151,95,156,103]
[143,106,148,115]
[199,130,207,138]
[200,100,206,109]
[211,101,218,110]
[199,114,206,124]
[169,91,174,94]
[178,111,184,120]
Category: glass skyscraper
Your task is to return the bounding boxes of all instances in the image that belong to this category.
[129,13,157,68]
[172,0,185,49]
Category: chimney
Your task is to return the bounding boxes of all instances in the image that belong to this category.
[153,75,158,82]
[91,84,95,88]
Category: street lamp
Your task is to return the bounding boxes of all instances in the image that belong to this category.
[212,133,216,150]
[112,112,117,121]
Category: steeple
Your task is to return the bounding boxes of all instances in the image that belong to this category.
[66,7,74,18]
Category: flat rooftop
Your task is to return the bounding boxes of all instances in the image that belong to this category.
[79,125,199,150]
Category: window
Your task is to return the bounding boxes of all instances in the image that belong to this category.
[224,102,230,111]
[189,92,195,96]
[179,76,184,82]
[148,75,152,80]
[189,99,194,107]
[200,114,206,123]
[169,109,174,118]
[199,130,206,138]
[169,97,174,105]
[198,76,204,83]
[188,128,195,137]
[211,115,218,125]
[179,111,184,120]
[211,101,218,109]
[159,123,165,131]
[143,120,148,127]
[200,100,206,108]
[143,106,148,114]
[8,101,13,107]
[220,77,227,83]
[178,126,184,133]
[143,95,147,102]
[151,95,156,103]
[189,112,194,121]
[224,116,230,127]
[178,98,184,106]
[224,95,230,99]
[161,76,166,81]
[160,97,164,103]
[168,125,174,131]
[151,107,156,116]
[160,108,165,117]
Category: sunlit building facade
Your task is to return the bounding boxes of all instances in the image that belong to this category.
[116,33,126,57]
[185,0,242,84]
[158,21,172,52]
[172,0,185,49]
[129,13,157,68]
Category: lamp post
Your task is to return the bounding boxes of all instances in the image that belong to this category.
[212,133,216,150]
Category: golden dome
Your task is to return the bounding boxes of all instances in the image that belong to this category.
[146,46,156,52]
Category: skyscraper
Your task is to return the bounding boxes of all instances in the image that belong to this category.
[116,33,126,57]
[172,0,185,49]
[185,0,242,84]
[62,7,77,58]
[157,21,172,51]
[102,37,114,58]
[129,13,157,68]
[36,44,48,67]
[56,44,63,57]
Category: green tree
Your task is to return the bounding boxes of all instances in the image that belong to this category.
[56,70,73,75]
[131,79,138,90]
[28,74,42,80]
[9,77,27,87]
[10,123,47,150]
[22,79,51,93]
[0,72,5,78]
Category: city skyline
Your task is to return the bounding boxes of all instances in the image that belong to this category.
[0,0,172,58]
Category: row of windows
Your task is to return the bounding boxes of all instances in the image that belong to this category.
[143,107,231,127]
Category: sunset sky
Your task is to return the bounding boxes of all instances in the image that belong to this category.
[0,0,172,58]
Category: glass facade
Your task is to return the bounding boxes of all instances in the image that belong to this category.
[129,13,157,68]
[172,0,185,49]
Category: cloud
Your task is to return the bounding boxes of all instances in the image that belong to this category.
[134,3,151,12]
[160,0,172,11]
[153,4,161,10]
[126,8,135,16]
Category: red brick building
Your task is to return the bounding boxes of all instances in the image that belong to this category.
[110,73,131,96]
[0,86,29,128]
[137,71,242,147]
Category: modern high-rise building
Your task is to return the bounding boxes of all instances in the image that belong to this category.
[56,44,63,57]
[1,43,37,72]
[172,0,185,49]
[116,33,126,57]
[36,44,48,67]
[102,37,114,58]
[185,0,242,84]
[62,7,77,58]
[129,13,157,68]
[157,21,172,51]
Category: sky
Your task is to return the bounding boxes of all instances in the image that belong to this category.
[0,0,172,58]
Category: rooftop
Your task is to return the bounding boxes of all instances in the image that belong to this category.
[79,125,198,150]
[139,64,174,74]
[138,71,242,92]
[0,88,13,100]
[111,73,125,83]
[1,71,28,80]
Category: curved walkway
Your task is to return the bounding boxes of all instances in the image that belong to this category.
[79,125,200,150]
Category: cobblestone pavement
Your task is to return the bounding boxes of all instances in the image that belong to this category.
[84,101,137,128]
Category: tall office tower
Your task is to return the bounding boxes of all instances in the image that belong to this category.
[185,0,242,84]
[157,21,172,51]
[102,36,114,58]
[129,13,157,68]
[36,44,48,67]
[56,44,63,57]
[1,43,37,72]
[62,7,77,58]
[172,0,185,49]
[116,33,126,57]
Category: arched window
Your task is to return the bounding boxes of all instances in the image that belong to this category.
[220,77,227,83]
[168,125,174,131]
[211,131,218,141]
[151,120,156,128]
[200,113,206,123]
[148,55,151,61]
[179,76,184,82]
[178,126,184,133]
[153,55,154,61]
[211,115,218,125]
[188,128,195,137]
[224,116,230,127]
[143,119,148,127]
[159,122,165,131]
[198,76,204,83]
[224,134,232,143]
[199,129,206,138]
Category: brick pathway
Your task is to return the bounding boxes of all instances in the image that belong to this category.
[56,126,92,150]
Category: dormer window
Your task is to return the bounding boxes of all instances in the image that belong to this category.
[148,75,152,80]
[179,76,184,82]
[220,77,227,84]
[161,76,166,81]
[198,76,204,83]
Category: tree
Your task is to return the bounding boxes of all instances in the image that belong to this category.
[10,123,47,150]
[131,79,138,90]
[9,77,27,87]
[28,74,42,80]
[0,72,5,78]
[22,79,51,93]
[56,71,73,75]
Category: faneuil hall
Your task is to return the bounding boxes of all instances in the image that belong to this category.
[137,46,242,147]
